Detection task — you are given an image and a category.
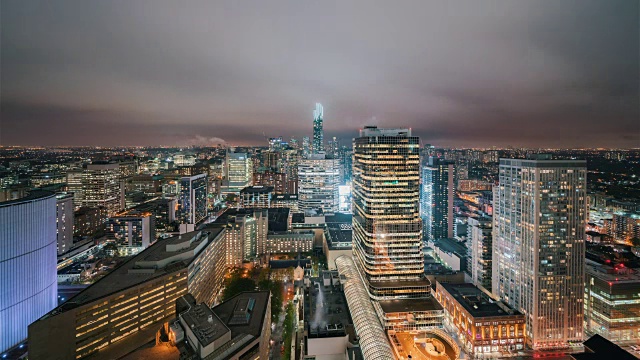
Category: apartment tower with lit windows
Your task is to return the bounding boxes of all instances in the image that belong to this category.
[492,155,586,349]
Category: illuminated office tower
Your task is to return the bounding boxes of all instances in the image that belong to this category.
[0,191,57,354]
[223,150,252,194]
[492,156,586,349]
[80,163,123,216]
[298,154,340,215]
[56,193,74,255]
[312,103,324,154]
[178,173,208,225]
[421,157,455,241]
[65,169,84,205]
[352,126,429,299]
[106,211,156,256]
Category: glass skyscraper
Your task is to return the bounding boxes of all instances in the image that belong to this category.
[179,173,208,224]
[421,157,455,241]
[492,156,586,349]
[312,103,324,154]
[352,126,429,300]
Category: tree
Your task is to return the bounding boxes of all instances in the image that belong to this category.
[222,275,257,301]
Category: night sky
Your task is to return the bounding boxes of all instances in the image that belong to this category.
[1,1,638,148]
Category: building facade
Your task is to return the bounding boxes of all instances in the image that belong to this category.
[467,216,493,292]
[352,126,428,300]
[584,260,640,342]
[312,103,324,154]
[223,151,252,194]
[435,282,526,356]
[239,186,273,208]
[0,191,58,353]
[80,163,123,216]
[298,154,340,215]
[106,211,156,256]
[421,157,455,241]
[28,229,227,360]
[56,193,74,255]
[178,173,208,225]
[492,156,587,349]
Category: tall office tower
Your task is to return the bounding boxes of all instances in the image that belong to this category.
[0,191,57,353]
[269,136,283,152]
[65,169,84,206]
[178,173,208,224]
[223,150,252,194]
[281,149,300,193]
[312,103,324,154]
[80,163,123,216]
[352,126,429,299]
[298,154,340,215]
[421,157,455,241]
[492,156,587,349]
[289,137,299,149]
[56,193,74,255]
[467,216,493,292]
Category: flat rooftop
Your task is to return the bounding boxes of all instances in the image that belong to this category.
[369,278,432,289]
[432,238,467,257]
[439,283,522,318]
[326,225,352,250]
[240,186,274,194]
[212,291,270,339]
[378,297,443,313]
[180,303,229,347]
[305,276,351,337]
[50,228,224,309]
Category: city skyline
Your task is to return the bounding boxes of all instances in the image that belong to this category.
[2,1,638,148]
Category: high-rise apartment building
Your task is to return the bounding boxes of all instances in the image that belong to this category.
[223,150,252,194]
[298,154,340,215]
[65,169,84,206]
[0,191,58,354]
[56,193,74,255]
[312,103,324,154]
[80,163,123,216]
[106,211,156,256]
[302,136,311,158]
[466,216,493,292]
[421,157,455,241]
[352,126,429,300]
[492,156,587,349]
[178,173,208,225]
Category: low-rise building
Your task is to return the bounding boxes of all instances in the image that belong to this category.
[323,224,353,270]
[28,229,227,360]
[585,259,640,342]
[435,282,526,356]
[239,185,273,208]
[265,230,314,254]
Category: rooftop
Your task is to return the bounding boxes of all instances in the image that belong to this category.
[212,291,270,339]
[180,303,229,347]
[378,297,443,313]
[0,189,55,207]
[431,238,468,257]
[326,225,352,250]
[240,185,274,194]
[439,283,522,318]
[273,193,298,201]
[47,228,224,309]
[305,275,351,337]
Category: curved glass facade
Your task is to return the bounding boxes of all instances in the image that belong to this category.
[0,192,58,353]
[335,255,394,360]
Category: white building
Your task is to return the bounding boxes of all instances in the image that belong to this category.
[298,154,340,215]
[223,150,252,194]
[492,156,587,349]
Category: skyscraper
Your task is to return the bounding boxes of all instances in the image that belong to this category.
[80,163,123,216]
[421,157,455,241]
[55,193,74,255]
[223,150,252,194]
[298,154,340,215]
[302,136,310,158]
[492,156,586,349]
[466,215,493,292]
[352,126,429,300]
[179,173,208,224]
[312,103,324,154]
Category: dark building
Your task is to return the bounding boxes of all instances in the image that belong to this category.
[570,334,635,360]
[421,156,455,241]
